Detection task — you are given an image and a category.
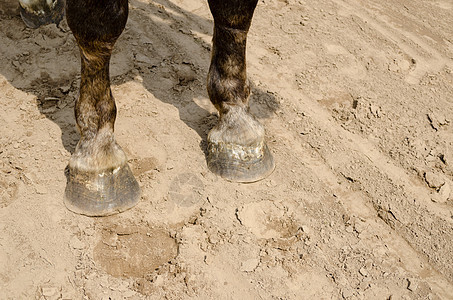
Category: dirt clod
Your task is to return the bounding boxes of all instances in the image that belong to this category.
[424,172,445,190]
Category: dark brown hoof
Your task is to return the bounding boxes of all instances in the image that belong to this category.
[19,0,65,29]
[64,164,140,216]
[207,141,275,183]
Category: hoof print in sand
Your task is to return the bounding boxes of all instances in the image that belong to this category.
[237,201,300,239]
[168,173,205,208]
[94,224,178,278]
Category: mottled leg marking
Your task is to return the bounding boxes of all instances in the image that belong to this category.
[206,0,274,182]
[64,0,139,216]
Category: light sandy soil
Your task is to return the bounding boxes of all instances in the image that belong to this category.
[1,0,453,298]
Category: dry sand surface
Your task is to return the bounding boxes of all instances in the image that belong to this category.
[1,0,453,298]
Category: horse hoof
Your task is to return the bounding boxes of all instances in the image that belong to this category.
[19,0,65,29]
[64,163,140,216]
[207,140,275,183]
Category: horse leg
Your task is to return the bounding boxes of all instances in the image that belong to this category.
[206,0,274,182]
[64,0,140,216]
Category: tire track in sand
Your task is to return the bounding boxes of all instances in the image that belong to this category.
[332,0,453,84]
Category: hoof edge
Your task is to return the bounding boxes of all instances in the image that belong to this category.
[64,163,140,217]
[207,141,275,183]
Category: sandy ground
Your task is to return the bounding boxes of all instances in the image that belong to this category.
[1,0,453,298]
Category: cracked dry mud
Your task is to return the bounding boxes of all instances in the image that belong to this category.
[1,0,453,299]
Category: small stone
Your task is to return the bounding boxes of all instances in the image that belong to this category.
[359,266,368,277]
[70,236,84,249]
[123,290,136,298]
[428,113,448,130]
[354,221,367,233]
[59,85,71,94]
[134,74,144,83]
[35,184,48,195]
[41,287,58,297]
[240,258,260,272]
[342,288,354,298]
[424,172,445,190]
[208,235,220,245]
[169,264,176,273]
[358,280,369,290]
[135,53,154,64]
[204,255,213,265]
[436,182,451,204]
[154,275,164,285]
[60,292,73,300]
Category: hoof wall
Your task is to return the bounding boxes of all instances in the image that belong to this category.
[19,0,65,29]
[207,141,275,183]
[64,164,140,216]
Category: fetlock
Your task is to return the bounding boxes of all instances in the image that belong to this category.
[208,106,265,147]
[69,129,127,173]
